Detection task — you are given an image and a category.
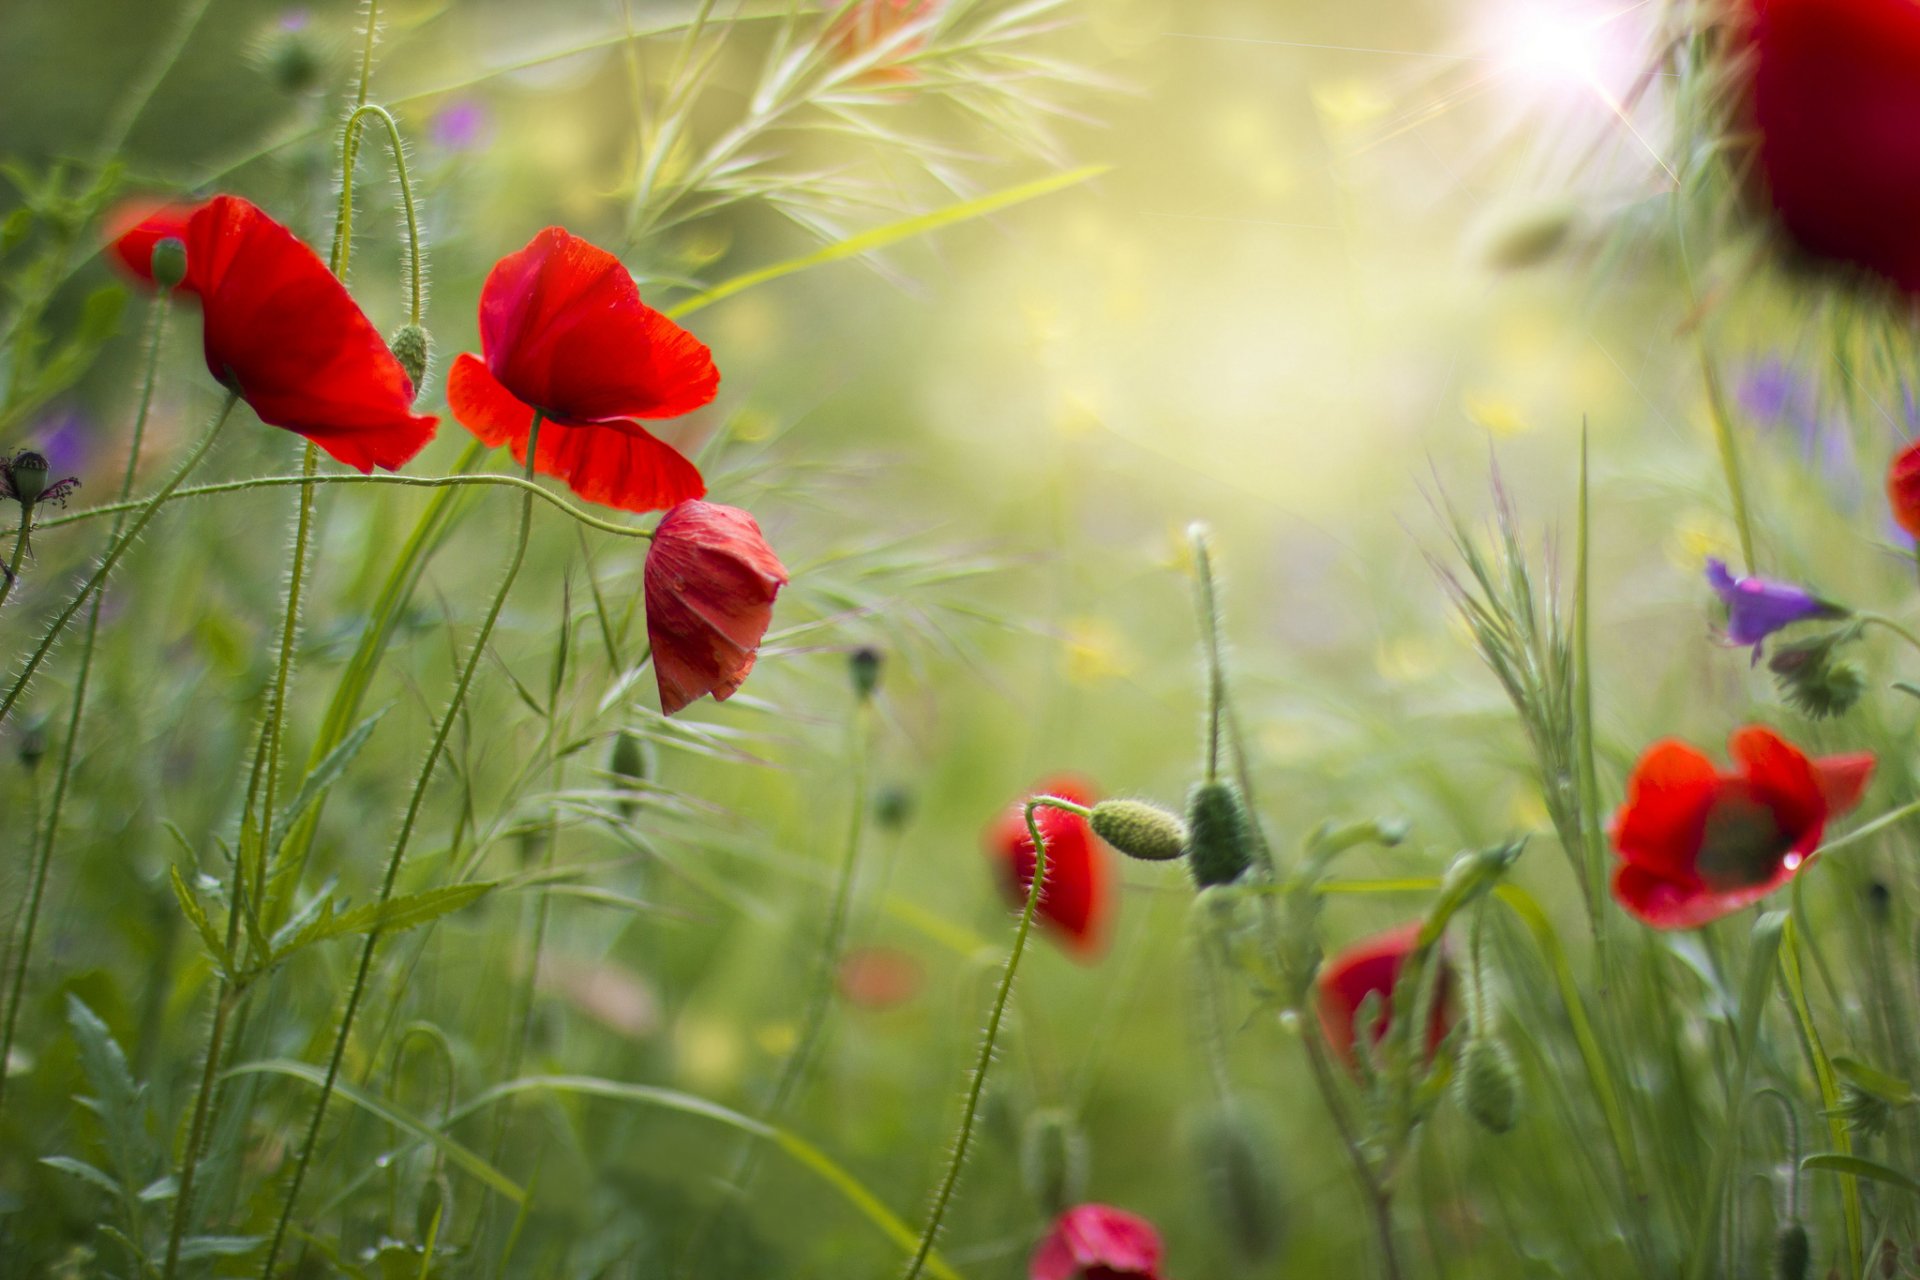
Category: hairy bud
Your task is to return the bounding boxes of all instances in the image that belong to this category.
[1191,1107,1285,1263]
[873,782,914,831]
[609,730,649,819]
[1454,1035,1521,1134]
[1089,799,1188,861]
[1019,1109,1088,1216]
[389,324,431,396]
[1774,1221,1809,1280]
[848,645,883,700]
[1185,780,1254,887]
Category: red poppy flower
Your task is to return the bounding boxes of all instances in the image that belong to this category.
[1742,0,1920,293]
[829,0,933,83]
[1030,1204,1166,1280]
[106,195,437,472]
[447,227,716,513]
[643,499,787,716]
[104,200,197,284]
[1315,923,1453,1071]
[1890,440,1920,538]
[984,776,1110,960]
[1611,726,1875,929]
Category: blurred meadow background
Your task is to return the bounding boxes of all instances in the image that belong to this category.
[5,0,1920,1276]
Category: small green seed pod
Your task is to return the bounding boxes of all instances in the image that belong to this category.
[389,324,431,396]
[1774,1221,1809,1280]
[7,452,49,507]
[848,645,883,700]
[1454,1035,1521,1134]
[150,237,188,291]
[1185,780,1253,888]
[1192,1107,1285,1264]
[609,730,649,819]
[1019,1108,1088,1216]
[1089,799,1188,861]
[873,783,915,831]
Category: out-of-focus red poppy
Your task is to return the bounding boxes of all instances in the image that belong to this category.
[104,200,197,284]
[984,776,1110,960]
[643,499,787,716]
[1742,0,1920,293]
[1029,1203,1165,1280]
[1611,726,1874,929]
[835,945,924,1010]
[1315,923,1452,1071]
[1889,440,1920,538]
[106,195,438,472]
[448,227,716,513]
[828,0,933,82]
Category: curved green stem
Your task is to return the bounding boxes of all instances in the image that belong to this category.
[339,104,425,324]
[0,392,237,732]
[259,414,546,1278]
[1860,613,1920,656]
[900,794,1060,1280]
[35,470,654,541]
[0,291,170,1125]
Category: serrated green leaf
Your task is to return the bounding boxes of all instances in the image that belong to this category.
[169,864,228,973]
[1803,1153,1920,1196]
[40,1155,120,1198]
[63,996,148,1196]
[268,707,388,856]
[303,882,495,947]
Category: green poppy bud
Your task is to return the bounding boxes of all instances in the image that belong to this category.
[1774,1221,1809,1280]
[1019,1108,1088,1216]
[1089,799,1187,861]
[150,237,188,291]
[389,323,431,396]
[849,645,883,700]
[15,713,47,770]
[1454,1034,1521,1134]
[610,729,649,819]
[1191,1107,1285,1263]
[873,782,914,831]
[1186,780,1254,887]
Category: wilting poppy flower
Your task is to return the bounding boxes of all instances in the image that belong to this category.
[1316,923,1452,1071]
[829,0,933,82]
[1030,1203,1166,1280]
[1705,557,1843,661]
[107,195,437,472]
[448,227,716,513]
[1890,440,1920,538]
[1741,0,1920,293]
[1611,726,1875,929]
[643,500,787,716]
[984,776,1110,960]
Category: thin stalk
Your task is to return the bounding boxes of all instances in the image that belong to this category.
[0,290,170,1123]
[0,392,237,731]
[900,795,1072,1280]
[1299,1019,1405,1280]
[1189,525,1224,783]
[0,516,31,611]
[260,414,547,1279]
[159,984,239,1278]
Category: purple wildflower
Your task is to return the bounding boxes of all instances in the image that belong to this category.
[1705,557,1845,662]
[430,99,491,152]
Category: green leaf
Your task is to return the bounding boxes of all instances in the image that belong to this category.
[169,864,229,974]
[268,707,388,856]
[40,1155,120,1198]
[291,882,495,952]
[1803,1153,1920,1197]
[177,1235,265,1261]
[64,996,148,1184]
[1832,1055,1918,1104]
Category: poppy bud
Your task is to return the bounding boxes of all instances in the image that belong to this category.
[609,729,650,819]
[1191,1107,1285,1263]
[849,645,883,700]
[1776,1221,1810,1280]
[260,16,325,95]
[1019,1108,1088,1216]
[1867,878,1893,924]
[1089,799,1187,862]
[874,782,914,830]
[1185,780,1254,887]
[389,324,430,397]
[16,714,47,770]
[150,237,188,291]
[7,452,49,507]
[1454,1034,1521,1134]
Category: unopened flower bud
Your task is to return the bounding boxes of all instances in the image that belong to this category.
[16,714,47,770]
[1186,780,1254,887]
[1019,1108,1088,1216]
[150,237,188,291]
[849,646,883,700]
[389,323,430,396]
[609,729,649,819]
[1191,1107,1285,1263]
[874,782,914,831]
[1454,1035,1521,1134]
[1769,626,1865,719]
[261,16,325,96]
[1089,799,1187,861]
[1775,1221,1810,1280]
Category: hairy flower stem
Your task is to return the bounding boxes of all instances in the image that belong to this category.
[1190,524,1225,783]
[1300,1020,1405,1280]
[0,292,170,1125]
[0,392,237,731]
[260,414,546,1278]
[0,516,31,612]
[681,697,873,1275]
[901,795,1078,1280]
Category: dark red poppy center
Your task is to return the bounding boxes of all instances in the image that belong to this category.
[1694,786,1791,890]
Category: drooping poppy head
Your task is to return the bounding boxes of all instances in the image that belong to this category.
[1739,0,1920,294]
[448,226,716,513]
[1890,440,1920,538]
[1704,557,1843,662]
[1029,1203,1166,1280]
[1315,922,1453,1071]
[1611,726,1874,929]
[643,500,787,716]
[984,776,1111,960]
[106,195,438,473]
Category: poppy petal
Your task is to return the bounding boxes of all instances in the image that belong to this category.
[187,195,436,472]
[1611,739,1721,880]
[984,775,1109,959]
[1814,752,1877,817]
[1614,859,1799,930]
[1729,725,1827,853]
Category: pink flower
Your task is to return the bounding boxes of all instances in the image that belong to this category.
[1030,1204,1166,1280]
